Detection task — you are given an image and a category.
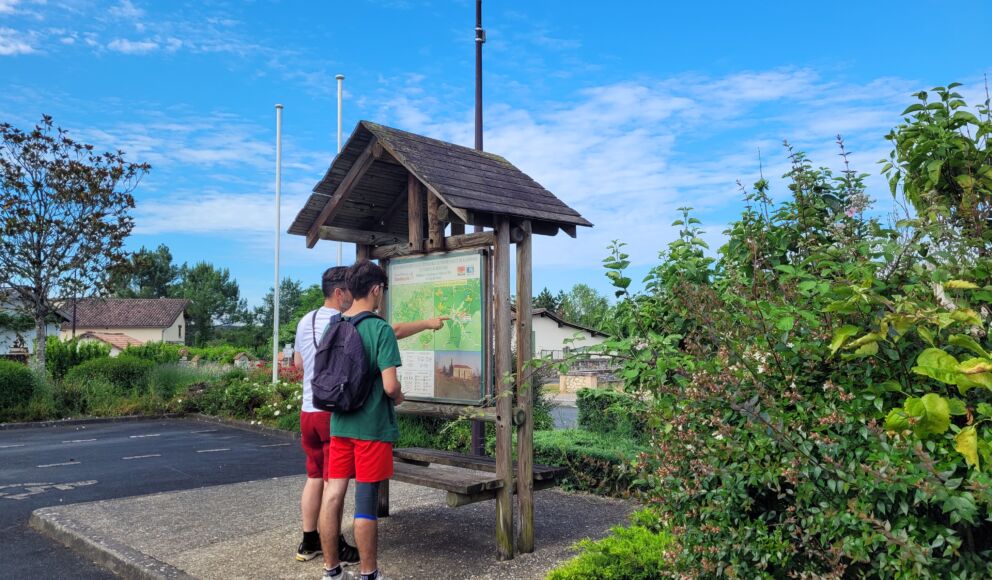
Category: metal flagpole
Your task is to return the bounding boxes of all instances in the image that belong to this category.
[472,0,487,456]
[273,104,283,384]
[336,74,345,266]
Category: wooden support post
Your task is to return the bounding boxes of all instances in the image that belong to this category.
[427,192,445,252]
[356,244,371,261]
[376,259,389,518]
[493,216,514,560]
[515,220,535,553]
[408,173,424,252]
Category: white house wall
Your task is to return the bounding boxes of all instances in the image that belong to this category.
[511,314,607,359]
[0,323,61,355]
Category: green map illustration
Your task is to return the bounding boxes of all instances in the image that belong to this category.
[392,281,483,352]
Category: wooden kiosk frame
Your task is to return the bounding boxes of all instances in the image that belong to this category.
[289,121,591,560]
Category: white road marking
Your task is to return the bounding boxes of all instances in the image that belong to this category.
[129,434,161,439]
[0,480,97,501]
[196,448,230,453]
[259,443,291,448]
[37,461,80,468]
[62,439,97,443]
[189,429,218,434]
[122,454,161,460]
[0,444,26,449]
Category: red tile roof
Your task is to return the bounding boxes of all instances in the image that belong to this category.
[78,332,144,351]
[61,298,189,330]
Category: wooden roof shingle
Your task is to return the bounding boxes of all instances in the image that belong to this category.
[288,121,591,243]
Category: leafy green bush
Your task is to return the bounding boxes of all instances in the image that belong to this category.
[580,84,992,578]
[63,356,154,396]
[46,336,110,381]
[534,429,645,496]
[397,415,479,451]
[548,510,673,580]
[576,388,647,441]
[123,342,247,364]
[0,359,38,417]
[147,364,219,400]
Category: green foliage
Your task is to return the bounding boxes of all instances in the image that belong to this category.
[106,244,179,298]
[0,359,38,414]
[63,356,154,396]
[122,342,246,364]
[571,84,992,578]
[547,509,673,580]
[45,336,111,381]
[533,429,646,496]
[576,388,647,441]
[174,261,244,346]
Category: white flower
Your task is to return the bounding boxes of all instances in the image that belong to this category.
[177,399,182,403]
[286,404,291,410]
[275,410,281,416]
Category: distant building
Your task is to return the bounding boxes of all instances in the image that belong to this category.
[0,288,67,356]
[60,298,189,355]
[511,307,608,360]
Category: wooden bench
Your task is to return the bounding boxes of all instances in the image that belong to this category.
[378,447,565,515]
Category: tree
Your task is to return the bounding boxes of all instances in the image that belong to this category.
[559,283,611,330]
[106,244,179,298]
[0,116,149,369]
[255,278,305,346]
[534,287,560,312]
[174,262,244,346]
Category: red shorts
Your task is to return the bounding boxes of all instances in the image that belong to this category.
[299,411,331,479]
[326,437,393,483]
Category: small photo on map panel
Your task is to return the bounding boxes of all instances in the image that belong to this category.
[434,350,483,401]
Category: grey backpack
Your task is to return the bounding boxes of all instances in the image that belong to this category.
[310,312,381,413]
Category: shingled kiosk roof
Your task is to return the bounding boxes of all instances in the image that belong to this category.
[61,298,189,330]
[288,121,591,247]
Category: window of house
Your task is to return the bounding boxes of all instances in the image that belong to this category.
[179,324,182,338]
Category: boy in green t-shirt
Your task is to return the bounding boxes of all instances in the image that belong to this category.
[318,260,403,580]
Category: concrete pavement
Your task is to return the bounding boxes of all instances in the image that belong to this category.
[32,472,635,579]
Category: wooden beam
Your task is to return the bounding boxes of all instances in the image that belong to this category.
[356,244,371,261]
[530,222,560,236]
[370,188,408,230]
[515,220,535,553]
[493,216,514,561]
[306,138,379,248]
[450,223,465,236]
[561,224,577,238]
[318,226,405,246]
[370,231,493,260]
[373,137,471,225]
[427,191,445,252]
[407,173,424,252]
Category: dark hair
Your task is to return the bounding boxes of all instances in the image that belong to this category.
[346,260,387,299]
[321,266,349,298]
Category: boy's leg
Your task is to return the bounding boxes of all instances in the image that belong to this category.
[297,411,328,560]
[353,440,393,576]
[318,478,349,568]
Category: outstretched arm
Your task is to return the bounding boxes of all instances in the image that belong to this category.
[392,316,449,340]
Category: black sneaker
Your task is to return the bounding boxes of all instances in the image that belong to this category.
[338,534,360,566]
[296,539,322,562]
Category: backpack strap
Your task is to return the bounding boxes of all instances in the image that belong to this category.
[312,309,343,349]
[348,311,383,328]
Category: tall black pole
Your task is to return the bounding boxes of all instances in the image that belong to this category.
[472,0,487,456]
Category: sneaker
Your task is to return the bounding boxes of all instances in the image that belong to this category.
[296,540,322,562]
[338,535,360,566]
[322,565,344,578]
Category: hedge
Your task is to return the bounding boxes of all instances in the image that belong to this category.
[533,429,646,496]
[63,356,155,396]
[576,387,648,441]
[0,359,37,412]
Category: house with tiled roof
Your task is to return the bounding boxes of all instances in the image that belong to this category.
[60,298,189,352]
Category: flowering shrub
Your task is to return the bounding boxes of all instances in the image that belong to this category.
[557,85,992,578]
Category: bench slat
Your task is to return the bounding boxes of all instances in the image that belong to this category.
[391,462,503,496]
[394,447,565,481]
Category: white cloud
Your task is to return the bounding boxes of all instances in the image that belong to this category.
[109,0,143,20]
[107,37,157,54]
[0,27,35,55]
[0,0,21,14]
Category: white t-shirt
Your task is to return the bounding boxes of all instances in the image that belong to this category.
[294,306,340,413]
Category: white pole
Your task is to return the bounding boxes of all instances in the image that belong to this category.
[336,74,344,266]
[273,103,283,384]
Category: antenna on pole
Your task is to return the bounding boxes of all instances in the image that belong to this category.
[336,74,345,266]
[273,104,283,384]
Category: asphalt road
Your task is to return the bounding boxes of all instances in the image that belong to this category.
[0,418,305,579]
[551,405,578,429]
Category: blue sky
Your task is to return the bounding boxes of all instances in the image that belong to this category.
[1,0,990,308]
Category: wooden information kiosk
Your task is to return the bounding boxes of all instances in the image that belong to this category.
[288,121,592,559]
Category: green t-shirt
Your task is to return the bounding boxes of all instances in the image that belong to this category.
[330,313,403,442]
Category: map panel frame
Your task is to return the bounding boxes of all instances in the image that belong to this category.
[385,249,488,405]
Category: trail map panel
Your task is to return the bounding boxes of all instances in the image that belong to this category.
[387,251,486,403]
